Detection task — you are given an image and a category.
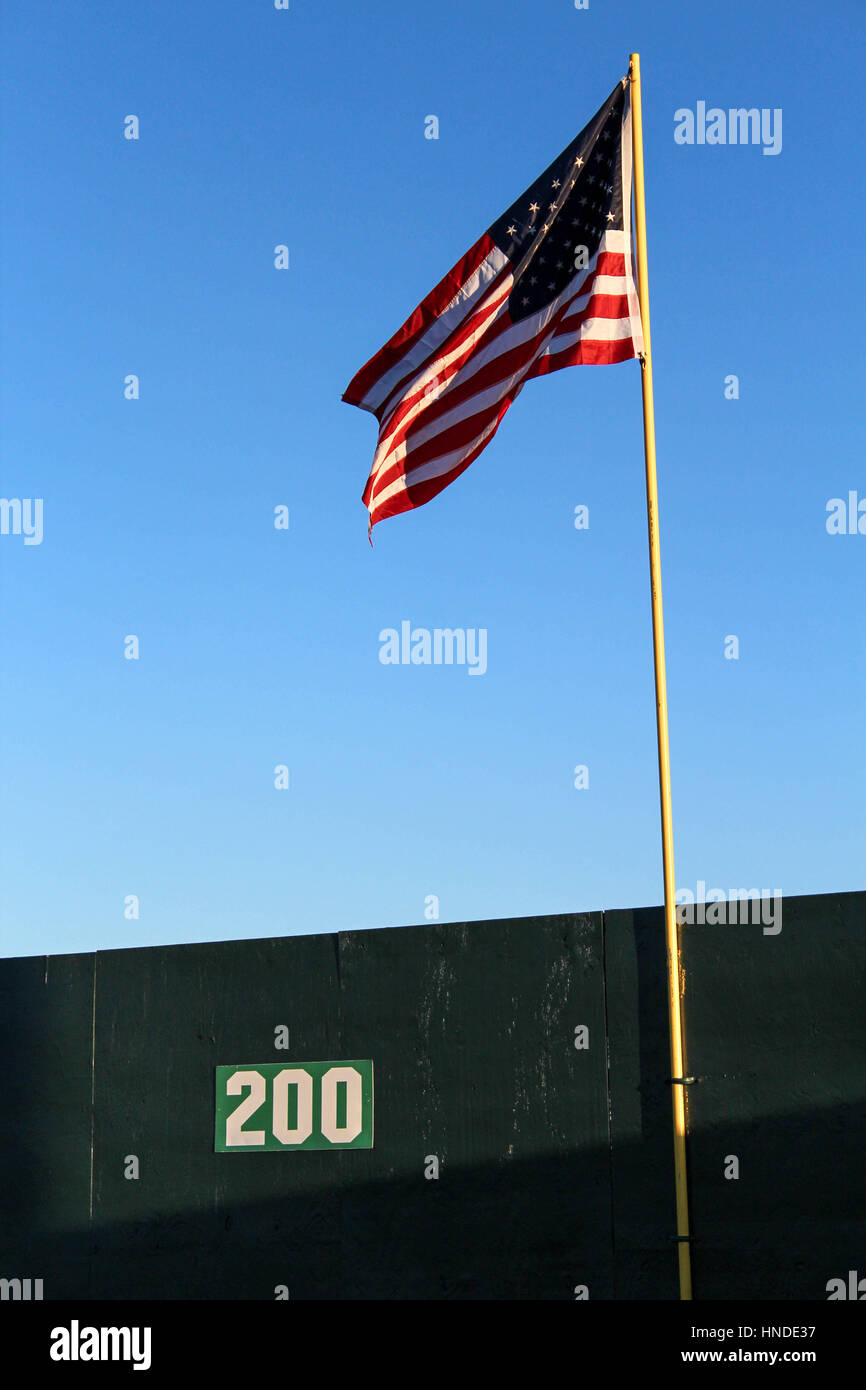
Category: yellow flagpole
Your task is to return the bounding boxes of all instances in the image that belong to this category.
[628,51,693,1301]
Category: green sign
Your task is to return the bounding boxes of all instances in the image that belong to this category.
[214,1060,374,1152]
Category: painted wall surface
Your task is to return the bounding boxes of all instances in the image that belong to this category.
[0,891,862,1299]
[682,891,866,1300]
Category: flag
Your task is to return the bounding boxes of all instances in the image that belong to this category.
[343,76,644,533]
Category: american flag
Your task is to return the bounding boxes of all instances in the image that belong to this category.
[343,77,644,534]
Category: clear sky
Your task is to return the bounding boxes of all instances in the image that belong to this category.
[1,0,863,958]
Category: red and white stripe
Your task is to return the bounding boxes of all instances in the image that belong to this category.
[344,97,644,532]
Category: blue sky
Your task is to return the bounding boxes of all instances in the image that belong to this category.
[1,0,863,958]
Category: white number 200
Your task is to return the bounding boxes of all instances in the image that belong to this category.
[224,1066,364,1147]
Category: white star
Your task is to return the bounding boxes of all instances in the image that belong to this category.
[542,222,550,233]
[579,197,588,205]
[602,129,612,141]
[606,211,615,221]
[547,282,556,291]
[574,156,584,167]
[506,224,517,236]
[529,276,537,285]
[522,297,530,306]
[551,179,561,189]
[529,202,540,215]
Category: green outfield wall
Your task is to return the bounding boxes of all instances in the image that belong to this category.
[0,890,862,1300]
